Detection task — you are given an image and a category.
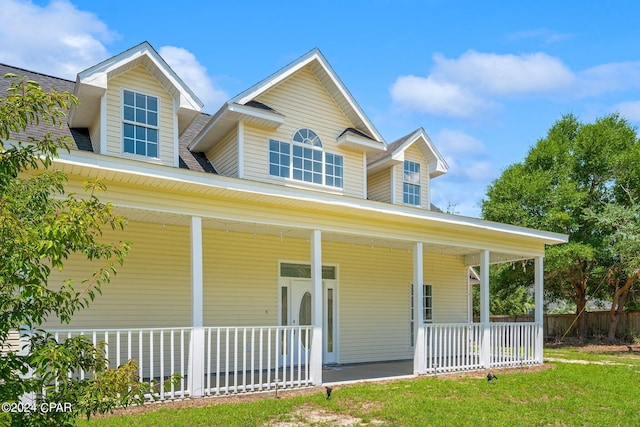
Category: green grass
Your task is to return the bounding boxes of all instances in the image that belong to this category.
[80,348,640,426]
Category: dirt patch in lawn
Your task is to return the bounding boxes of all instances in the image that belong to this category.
[268,404,385,427]
[546,341,640,353]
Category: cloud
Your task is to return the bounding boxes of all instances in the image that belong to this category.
[612,100,640,121]
[390,75,496,118]
[432,51,574,95]
[576,61,640,97]
[391,50,574,119]
[0,0,116,79]
[434,129,486,156]
[159,46,228,110]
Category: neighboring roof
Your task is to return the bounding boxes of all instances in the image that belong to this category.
[368,128,449,178]
[189,48,387,153]
[0,63,216,173]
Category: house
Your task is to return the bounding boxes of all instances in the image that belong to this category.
[2,42,567,399]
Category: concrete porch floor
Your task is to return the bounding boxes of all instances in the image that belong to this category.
[322,360,414,384]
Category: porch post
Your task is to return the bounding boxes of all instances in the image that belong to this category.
[413,242,426,374]
[534,256,544,363]
[310,229,323,385]
[479,249,491,369]
[188,216,205,397]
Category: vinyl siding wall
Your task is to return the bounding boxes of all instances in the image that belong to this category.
[205,127,238,177]
[104,65,175,167]
[367,168,391,204]
[244,66,365,198]
[43,220,191,329]
[395,145,430,209]
[42,218,469,364]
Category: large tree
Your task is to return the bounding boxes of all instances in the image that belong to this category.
[482,113,640,339]
[0,74,160,426]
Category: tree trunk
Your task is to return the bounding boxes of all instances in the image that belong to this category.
[608,272,639,341]
[574,277,588,339]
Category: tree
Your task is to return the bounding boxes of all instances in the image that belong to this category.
[0,74,156,426]
[482,113,640,339]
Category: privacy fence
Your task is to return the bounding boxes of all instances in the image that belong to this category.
[487,311,640,340]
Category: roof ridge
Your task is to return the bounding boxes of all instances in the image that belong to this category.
[0,63,74,83]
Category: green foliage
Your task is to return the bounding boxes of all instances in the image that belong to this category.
[481,113,640,336]
[0,74,138,426]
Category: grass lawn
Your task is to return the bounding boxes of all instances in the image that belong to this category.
[80,346,640,426]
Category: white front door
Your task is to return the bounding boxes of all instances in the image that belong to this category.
[279,277,338,365]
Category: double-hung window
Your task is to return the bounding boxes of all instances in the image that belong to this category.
[123,89,159,158]
[403,160,421,206]
[269,129,343,188]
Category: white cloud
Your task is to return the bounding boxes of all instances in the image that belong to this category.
[508,28,573,44]
[432,50,574,95]
[159,46,228,110]
[390,50,575,119]
[576,61,640,97]
[434,129,486,156]
[390,75,495,118]
[612,100,640,121]
[0,0,116,79]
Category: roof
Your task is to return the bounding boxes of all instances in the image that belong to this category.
[0,63,216,173]
[368,128,449,177]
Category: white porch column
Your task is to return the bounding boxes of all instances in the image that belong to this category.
[413,242,426,374]
[534,256,544,363]
[309,229,323,385]
[188,216,205,397]
[479,250,491,369]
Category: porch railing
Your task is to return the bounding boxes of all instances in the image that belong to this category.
[46,325,313,401]
[421,322,541,374]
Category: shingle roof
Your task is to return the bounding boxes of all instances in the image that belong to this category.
[367,130,414,164]
[1,63,216,173]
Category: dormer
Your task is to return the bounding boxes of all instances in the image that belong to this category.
[68,42,203,167]
[189,48,386,198]
[367,128,448,209]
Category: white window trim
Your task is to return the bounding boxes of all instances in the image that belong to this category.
[403,160,421,206]
[121,87,161,160]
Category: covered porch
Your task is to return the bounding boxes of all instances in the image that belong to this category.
[41,160,564,402]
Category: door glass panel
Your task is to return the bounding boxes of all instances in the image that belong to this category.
[281,287,288,325]
[327,288,333,352]
[299,291,311,348]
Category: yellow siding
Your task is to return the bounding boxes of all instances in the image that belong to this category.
[367,168,391,203]
[243,66,365,198]
[206,126,238,177]
[395,145,430,209]
[104,65,176,166]
[44,220,191,329]
[424,253,469,323]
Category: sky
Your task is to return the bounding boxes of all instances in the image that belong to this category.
[2,0,640,218]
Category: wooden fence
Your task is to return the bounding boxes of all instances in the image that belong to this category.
[486,311,640,340]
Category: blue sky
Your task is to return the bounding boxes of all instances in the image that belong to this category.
[2,0,640,217]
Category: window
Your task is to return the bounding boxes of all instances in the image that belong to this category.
[269,129,343,188]
[410,284,433,346]
[403,160,421,206]
[122,89,159,158]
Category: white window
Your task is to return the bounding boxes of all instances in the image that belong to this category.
[122,89,159,158]
[269,129,343,188]
[410,284,433,346]
[403,160,421,206]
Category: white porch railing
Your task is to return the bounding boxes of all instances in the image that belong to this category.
[49,327,192,400]
[424,323,483,373]
[421,322,541,374]
[489,322,538,367]
[203,326,312,396]
[46,325,313,401]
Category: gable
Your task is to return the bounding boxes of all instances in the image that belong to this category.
[104,65,176,166]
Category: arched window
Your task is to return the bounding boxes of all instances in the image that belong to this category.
[269,128,343,188]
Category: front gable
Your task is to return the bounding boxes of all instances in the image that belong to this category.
[191,49,387,199]
[69,42,203,167]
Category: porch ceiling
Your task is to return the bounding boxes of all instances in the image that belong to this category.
[114,206,536,265]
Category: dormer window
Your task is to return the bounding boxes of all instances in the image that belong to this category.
[269,129,343,188]
[403,160,421,206]
[122,89,159,158]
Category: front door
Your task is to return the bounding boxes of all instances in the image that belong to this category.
[279,274,338,365]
